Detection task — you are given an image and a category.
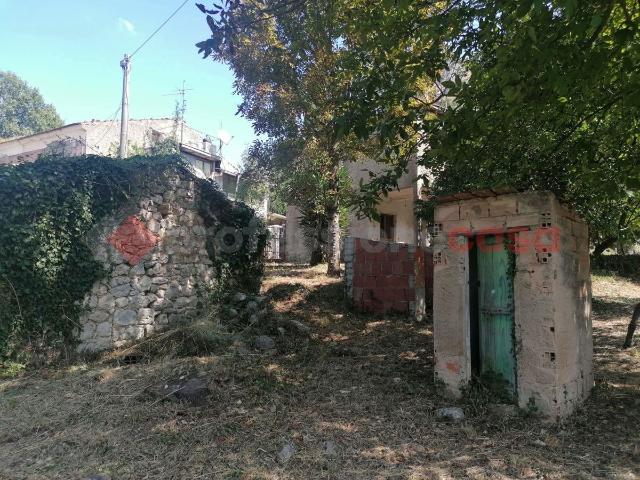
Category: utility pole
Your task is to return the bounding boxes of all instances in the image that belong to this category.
[118,54,131,159]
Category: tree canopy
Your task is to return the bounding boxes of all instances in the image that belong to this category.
[196,0,640,251]
[196,0,370,273]
[339,0,640,251]
[0,71,63,139]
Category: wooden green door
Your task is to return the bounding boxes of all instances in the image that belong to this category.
[476,235,517,394]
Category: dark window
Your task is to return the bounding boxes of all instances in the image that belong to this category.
[379,214,396,242]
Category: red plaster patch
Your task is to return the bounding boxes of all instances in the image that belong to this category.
[446,362,460,374]
[108,215,159,265]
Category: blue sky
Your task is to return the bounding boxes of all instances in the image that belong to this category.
[0,0,255,165]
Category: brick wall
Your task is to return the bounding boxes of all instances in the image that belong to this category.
[344,237,433,319]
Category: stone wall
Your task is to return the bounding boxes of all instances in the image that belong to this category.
[78,172,215,351]
[432,191,593,419]
[344,237,432,321]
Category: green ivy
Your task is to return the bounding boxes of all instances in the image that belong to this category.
[0,154,266,359]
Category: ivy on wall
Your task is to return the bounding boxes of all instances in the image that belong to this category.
[0,154,266,359]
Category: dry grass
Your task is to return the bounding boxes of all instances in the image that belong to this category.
[0,264,639,480]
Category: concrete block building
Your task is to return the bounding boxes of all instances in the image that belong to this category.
[432,190,593,419]
[285,156,429,262]
[0,119,240,197]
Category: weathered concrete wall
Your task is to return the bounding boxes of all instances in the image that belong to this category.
[284,205,313,263]
[84,119,207,157]
[432,191,593,419]
[347,189,418,245]
[344,237,432,320]
[0,124,87,165]
[78,173,215,351]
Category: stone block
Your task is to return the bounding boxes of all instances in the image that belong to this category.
[114,309,137,326]
[88,310,110,323]
[132,275,152,292]
[97,295,116,311]
[115,297,129,308]
[138,308,155,324]
[96,322,112,338]
[516,191,552,214]
[505,214,539,229]
[110,276,130,287]
[487,195,518,216]
[460,200,490,220]
[435,203,460,222]
[111,284,131,298]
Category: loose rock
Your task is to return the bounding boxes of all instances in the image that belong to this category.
[436,407,465,421]
[277,442,296,463]
[166,377,210,406]
[323,440,337,456]
[254,335,275,350]
[233,292,247,303]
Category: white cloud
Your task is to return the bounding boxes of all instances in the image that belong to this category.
[117,17,136,34]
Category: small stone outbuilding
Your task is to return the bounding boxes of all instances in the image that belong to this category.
[432,191,593,419]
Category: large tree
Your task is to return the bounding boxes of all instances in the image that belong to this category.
[0,71,62,139]
[339,0,640,252]
[239,137,352,265]
[195,0,352,274]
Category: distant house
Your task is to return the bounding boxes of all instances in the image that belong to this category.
[0,118,240,197]
[285,156,429,262]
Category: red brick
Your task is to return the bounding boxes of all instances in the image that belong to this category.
[352,287,363,302]
[391,262,403,275]
[380,262,394,275]
[393,300,409,312]
[402,261,414,275]
[365,276,378,288]
[396,248,408,261]
[387,275,409,288]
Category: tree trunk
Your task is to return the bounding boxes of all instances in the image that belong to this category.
[326,208,341,276]
[623,303,640,348]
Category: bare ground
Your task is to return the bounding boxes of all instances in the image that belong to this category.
[0,265,638,480]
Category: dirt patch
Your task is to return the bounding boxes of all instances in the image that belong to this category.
[0,265,638,479]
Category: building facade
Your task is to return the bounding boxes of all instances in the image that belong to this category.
[285,156,429,263]
[0,118,239,196]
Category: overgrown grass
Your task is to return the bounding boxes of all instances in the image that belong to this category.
[0,265,638,479]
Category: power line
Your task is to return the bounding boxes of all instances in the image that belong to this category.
[129,0,190,58]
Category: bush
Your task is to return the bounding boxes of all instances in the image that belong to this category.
[591,254,640,280]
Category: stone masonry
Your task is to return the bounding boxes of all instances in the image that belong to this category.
[432,191,593,419]
[78,173,215,351]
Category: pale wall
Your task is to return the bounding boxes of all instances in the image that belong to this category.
[347,189,417,245]
[0,124,87,164]
[285,205,312,263]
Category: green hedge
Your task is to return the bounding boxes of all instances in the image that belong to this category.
[0,155,266,359]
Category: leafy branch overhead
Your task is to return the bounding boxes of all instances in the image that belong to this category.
[338,0,640,249]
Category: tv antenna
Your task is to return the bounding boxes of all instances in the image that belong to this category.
[164,80,193,144]
[216,126,234,157]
